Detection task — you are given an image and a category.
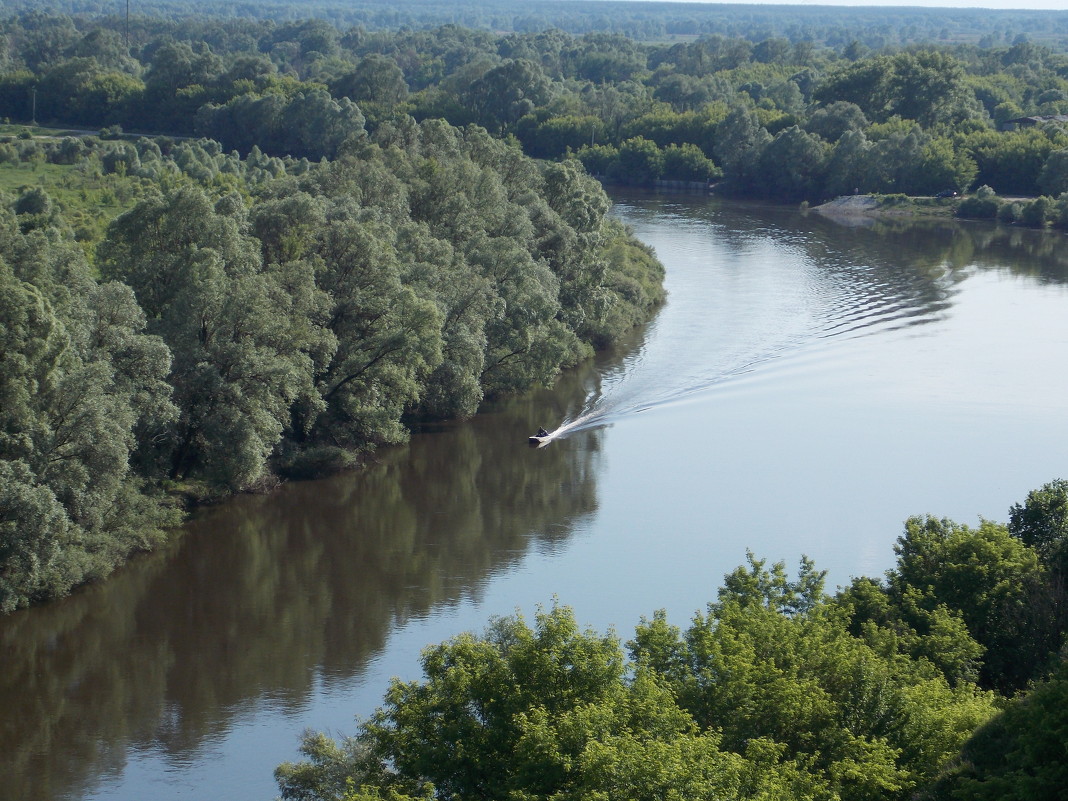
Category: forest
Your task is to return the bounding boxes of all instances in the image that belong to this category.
[5,7,1068,216]
[0,99,664,614]
[6,0,1068,48]
[3,4,1068,800]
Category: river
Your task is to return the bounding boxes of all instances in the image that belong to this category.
[3,193,1068,801]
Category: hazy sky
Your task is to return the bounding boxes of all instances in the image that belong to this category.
[659,0,1066,9]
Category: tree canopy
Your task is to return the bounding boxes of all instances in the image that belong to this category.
[0,118,664,611]
[275,484,1068,801]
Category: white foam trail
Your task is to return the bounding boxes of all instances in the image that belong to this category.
[542,340,783,442]
[537,203,956,445]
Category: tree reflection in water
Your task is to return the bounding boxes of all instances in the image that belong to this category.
[0,347,617,801]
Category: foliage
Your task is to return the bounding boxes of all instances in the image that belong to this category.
[0,115,664,608]
[837,513,1067,695]
[921,658,1068,801]
[9,9,1068,200]
[1009,478,1068,566]
[957,186,1001,219]
[888,516,1048,692]
[99,185,333,488]
[276,484,1068,800]
[279,554,1010,801]
[0,202,178,612]
[279,603,826,801]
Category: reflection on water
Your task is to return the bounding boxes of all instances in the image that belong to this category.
[3,194,1068,801]
[0,356,614,801]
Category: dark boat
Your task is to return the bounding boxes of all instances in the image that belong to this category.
[528,427,552,446]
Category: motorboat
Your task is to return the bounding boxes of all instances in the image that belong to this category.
[528,427,552,447]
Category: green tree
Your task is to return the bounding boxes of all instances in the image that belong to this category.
[464,59,552,135]
[99,186,330,488]
[515,113,606,159]
[806,101,869,143]
[0,206,176,611]
[608,136,663,184]
[888,516,1050,691]
[817,51,979,127]
[957,185,1001,219]
[310,219,442,448]
[963,128,1068,196]
[277,604,813,801]
[332,54,409,107]
[753,125,829,200]
[824,129,871,196]
[631,557,997,801]
[142,40,224,132]
[922,659,1068,801]
[1008,479,1068,569]
[1037,149,1068,197]
[714,106,771,193]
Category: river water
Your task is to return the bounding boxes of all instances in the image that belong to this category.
[4,193,1068,801]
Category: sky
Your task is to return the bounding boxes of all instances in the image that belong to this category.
[657,0,1067,9]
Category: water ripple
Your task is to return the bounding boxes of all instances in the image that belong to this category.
[546,208,958,440]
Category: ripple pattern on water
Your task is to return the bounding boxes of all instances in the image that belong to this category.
[545,203,958,440]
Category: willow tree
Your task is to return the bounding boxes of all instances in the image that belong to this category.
[0,202,177,611]
[99,186,333,489]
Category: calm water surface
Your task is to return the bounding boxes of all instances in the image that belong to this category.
[4,194,1068,800]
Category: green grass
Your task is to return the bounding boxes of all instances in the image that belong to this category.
[0,156,152,259]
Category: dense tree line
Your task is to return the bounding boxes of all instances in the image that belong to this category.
[7,12,1068,205]
[275,480,1068,801]
[5,0,1068,49]
[0,124,663,612]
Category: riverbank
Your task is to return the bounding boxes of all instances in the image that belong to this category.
[812,193,959,219]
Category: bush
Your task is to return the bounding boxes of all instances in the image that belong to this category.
[997,202,1021,223]
[957,186,1001,219]
[1018,196,1053,227]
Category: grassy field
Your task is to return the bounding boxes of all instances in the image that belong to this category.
[0,127,154,260]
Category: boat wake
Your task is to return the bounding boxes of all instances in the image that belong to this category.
[535,201,958,446]
[542,333,803,446]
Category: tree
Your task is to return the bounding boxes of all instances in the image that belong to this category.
[630,557,997,801]
[805,101,869,143]
[835,576,985,688]
[824,129,871,196]
[886,51,980,127]
[922,659,1068,801]
[888,516,1051,691]
[816,51,979,127]
[142,40,224,132]
[1037,149,1068,197]
[1008,479,1068,569]
[0,206,176,611]
[963,128,1068,197]
[915,136,977,196]
[310,219,442,448]
[464,59,552,134]
[753,126,829,200]
[609,136,663,185]
[653,72,711,112]
[98,186,330,488]
[661,143,720,182]
[333,54,409,107]
[277,604,812,801]
[279,90,367,159]
[514,113,606,159]
[713,106,771,186]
